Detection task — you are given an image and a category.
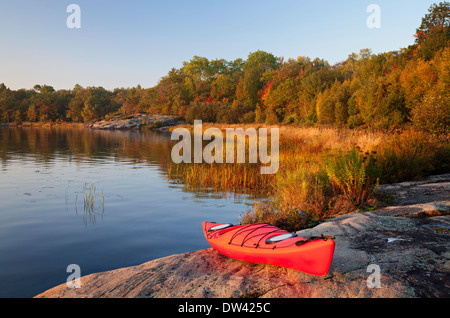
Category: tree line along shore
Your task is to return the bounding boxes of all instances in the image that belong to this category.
[0,3,449,135]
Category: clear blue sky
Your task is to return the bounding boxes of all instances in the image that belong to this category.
[0,0,436,90]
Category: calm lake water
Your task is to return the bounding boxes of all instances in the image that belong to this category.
[0,127,258,298]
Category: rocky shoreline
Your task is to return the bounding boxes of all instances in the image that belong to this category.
[35,174,450,298]
[0,114,182,130]
[85,114,182,130]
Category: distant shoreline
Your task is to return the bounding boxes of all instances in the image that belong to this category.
[0,122,85,128]
[0,114,182,130]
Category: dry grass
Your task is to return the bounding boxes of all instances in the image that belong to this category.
[168,123,450,231]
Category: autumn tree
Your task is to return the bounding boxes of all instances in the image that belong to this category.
[236,51,280,109]
[410,46,450,134]
[66,85,86,122]
[415,1,450,60]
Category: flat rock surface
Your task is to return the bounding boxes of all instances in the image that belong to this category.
[35,175,450,298]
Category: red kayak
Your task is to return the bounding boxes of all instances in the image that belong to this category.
[203,222,335,276]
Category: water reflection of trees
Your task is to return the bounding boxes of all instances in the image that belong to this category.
[0,127,175,171]
[0,127,263,204]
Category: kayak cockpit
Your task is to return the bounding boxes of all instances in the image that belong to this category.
[266,233,298,244]
[208,223,234,232]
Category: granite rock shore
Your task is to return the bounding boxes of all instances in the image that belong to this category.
[35,174,450,298]
[85,114,181,130]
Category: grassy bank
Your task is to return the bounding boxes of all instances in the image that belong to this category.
[168,124,450,231]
